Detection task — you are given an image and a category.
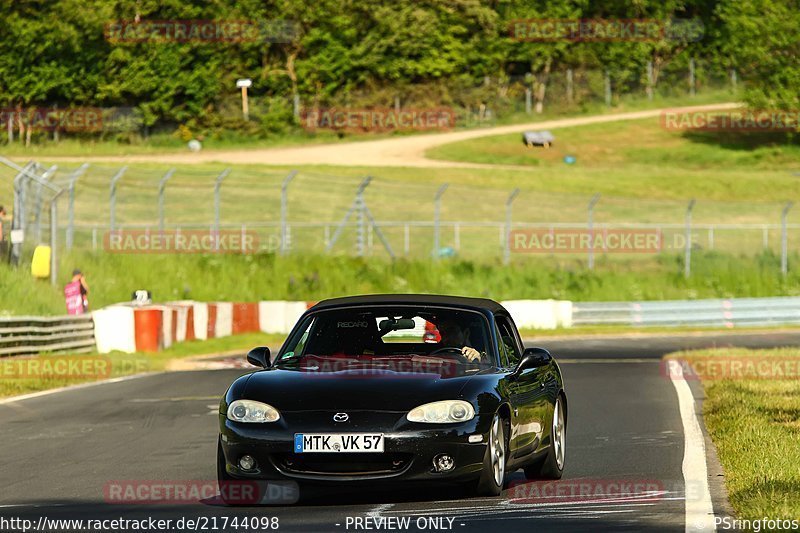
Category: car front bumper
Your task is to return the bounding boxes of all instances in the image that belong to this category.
[219,414,491,484]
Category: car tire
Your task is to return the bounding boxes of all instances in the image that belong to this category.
[524,394,566,480]
[475,413,507,496]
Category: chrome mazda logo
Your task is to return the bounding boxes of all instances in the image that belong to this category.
[333,412,349,423]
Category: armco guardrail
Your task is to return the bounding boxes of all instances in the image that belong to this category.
[572,297,800,328]
[0,315,96,356]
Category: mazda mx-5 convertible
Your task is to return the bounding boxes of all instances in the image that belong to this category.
[218,294,567,498]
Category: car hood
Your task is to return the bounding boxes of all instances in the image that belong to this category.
[242,363,487,411]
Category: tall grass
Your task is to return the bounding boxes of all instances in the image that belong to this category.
[0,265,65,315]
[5,250,800,316]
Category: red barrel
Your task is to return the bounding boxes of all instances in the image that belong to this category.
[134,308,163,352]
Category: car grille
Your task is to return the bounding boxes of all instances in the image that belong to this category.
[274,452,413,476]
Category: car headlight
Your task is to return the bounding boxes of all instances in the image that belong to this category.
[407,400,475,423]
[227,399,280,423]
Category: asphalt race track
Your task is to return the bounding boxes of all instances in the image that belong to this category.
[2,331,799,532]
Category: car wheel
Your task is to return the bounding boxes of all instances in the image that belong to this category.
[524,394,565,480]
[476,413,507,496]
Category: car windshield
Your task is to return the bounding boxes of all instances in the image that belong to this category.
[276,306,494,367]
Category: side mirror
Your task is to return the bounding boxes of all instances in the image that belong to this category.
[510,347,552,380]
[246,346,271,369]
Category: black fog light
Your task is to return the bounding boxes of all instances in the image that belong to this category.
[238,455,257,471]
[433,454,455,472]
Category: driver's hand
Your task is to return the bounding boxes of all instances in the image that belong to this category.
[461,346,481,362]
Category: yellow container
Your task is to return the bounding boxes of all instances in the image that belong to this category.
[31,245,51,278]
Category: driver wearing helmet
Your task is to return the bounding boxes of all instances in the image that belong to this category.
[436,317,482,363]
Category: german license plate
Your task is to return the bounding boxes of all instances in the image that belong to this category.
[294,433,384,453]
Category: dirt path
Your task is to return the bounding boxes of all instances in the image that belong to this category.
[48,103,738,168]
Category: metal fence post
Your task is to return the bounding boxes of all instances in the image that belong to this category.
[688,58,696,97]
[685,199,696,278]
[587,193,601,270]
[66,163,89,250]
[503,188,520,265]
[433,184,449,259]
[280,170,298,254]
[33,165,57,244]
[356,182,367,257]
[0,158,64,264]
[50,191,64,286]
[157,168,176,233]
[109,166,128,232]
[213,168,231,250]
[326,176,372,254]
[10,161,34,265]
[781,202,793,277]
[566,68,574,103]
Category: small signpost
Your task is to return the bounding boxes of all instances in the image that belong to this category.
[236,78,252,120]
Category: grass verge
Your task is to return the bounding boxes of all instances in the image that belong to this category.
[6,250,800,317]
[0,332,284,399]
[663,348,800,519]
[0,89,735,158]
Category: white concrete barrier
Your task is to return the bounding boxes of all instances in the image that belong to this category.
[166,300,195,343]
[90,298,576,355]
[174,305,189,343]
[502,299,572,330]
[160,306,174,348]
[192,302,208,340]
[93,306,136,354]
[214,302,234,338]
[259,301,288,334]
[555,300,573,328]
[284,302,308,333]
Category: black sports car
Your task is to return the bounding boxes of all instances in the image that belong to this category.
[218,294,567,499]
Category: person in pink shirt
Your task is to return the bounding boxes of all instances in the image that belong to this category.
[64,269,90,315]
